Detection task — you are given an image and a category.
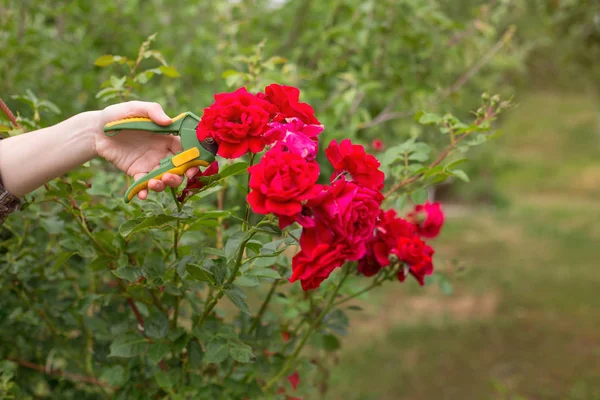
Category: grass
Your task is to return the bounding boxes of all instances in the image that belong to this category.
[325,91,600,400]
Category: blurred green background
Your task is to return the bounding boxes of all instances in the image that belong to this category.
[2,0,599,399]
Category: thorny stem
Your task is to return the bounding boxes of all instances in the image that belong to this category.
[249,280,279,334]
[242,153,256,232]
[197,232,256,328]
[171,188,183,330]
[6,358,115,389]
[263,266,351,391]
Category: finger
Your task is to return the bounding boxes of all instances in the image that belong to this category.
[137,189,148,200]
[162,173,184,188]
[146,102,172,126]
[148,178,166,192]
[169,136,183,154]
[186,167,200,179]
[103,101,172,126]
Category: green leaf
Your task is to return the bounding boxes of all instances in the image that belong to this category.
[94,55,118,67]
[440,280,453,296]
[416,111,441,125]
[109,335,148,358]
[100,365,129,387]
[410,188,428,204]
[119,214,189,237]
[158,65,180,78]
[224,285,251,315]
[112,266,142,282]
[186,264,215,284]
[188,340,204,366]
[204,338,229,364]
[450,169,470,182]
[445,158,468,169]
[321,334,341,351]
[147,341,170,365]
[229,342,254,363]
[347,305,364,311]
[154,370,175,389]
[219,162,249,179]
[211,260,228,286]
[235,275,260,287]
[145,314,169,340]
[225,231,248,262]
[247,268,280,279]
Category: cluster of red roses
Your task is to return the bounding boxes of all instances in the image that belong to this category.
[192,84,444,291]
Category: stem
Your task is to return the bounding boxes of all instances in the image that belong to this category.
[332,267,394,307]
[7,358,115,389]
[242,154,255,232]
[263,267,351,391]
[197,232,256,328]
[249,280,279,334]
[171,188,182,330]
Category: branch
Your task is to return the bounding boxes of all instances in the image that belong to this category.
[383,106,497,198]
[0,96,20,128]
[360,26,515,130]
[6,358,115,389]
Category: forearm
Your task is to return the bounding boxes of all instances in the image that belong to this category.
[0,111,101,197]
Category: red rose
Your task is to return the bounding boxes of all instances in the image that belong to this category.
[260,84,320,125]
[306,180,383,261]
[325,139,385,191]
[393,236,434,285]
[264,118,323,161]
[177,161,219,202]
[287,372,300,391]
[408,201,445,238]
[247,148,321,228]
[372,139,384,152]
[357,210,416,276]
[196,87,276,158]
[290,227,347,290]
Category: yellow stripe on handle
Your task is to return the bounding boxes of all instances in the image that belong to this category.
[104,117,152,128]
[126,159,210,202]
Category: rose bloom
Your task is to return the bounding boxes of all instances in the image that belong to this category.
[372,139,384,151]
[325,139,385,191]
[196,87,275,158]
[247,148,321,228]
[394,236,435,285]
[290,227,347,290]
[259,84,320,124]
[357,210,416,276]
[306,179,383,261]
[408,201,445,238]
[264,118,324,161]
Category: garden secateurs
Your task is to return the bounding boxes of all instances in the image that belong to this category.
[103,112,218,203]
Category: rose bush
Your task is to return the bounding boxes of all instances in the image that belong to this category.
[0,19,512,399]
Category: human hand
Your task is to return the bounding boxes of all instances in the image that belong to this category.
[95,101,199,200]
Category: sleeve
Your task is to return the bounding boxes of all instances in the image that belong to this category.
[0,138,22,224]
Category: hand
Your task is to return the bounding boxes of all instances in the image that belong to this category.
[95,101,199,200]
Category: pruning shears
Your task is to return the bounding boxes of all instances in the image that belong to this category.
[103,112,218,203]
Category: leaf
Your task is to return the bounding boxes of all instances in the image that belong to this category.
[119,214,189,237]
[415,111,441,125]
[440,280,453,296]
[204,338,229,364]
[321,334,341,351]
[229,342,254,363]
[145,314,169,340]
[247,268,280,279]
[94,55,118,67]
[159,65,180,78]
[224,285,251,315]
[347,305,364,311]
[211,260,228,286]
[147,341,170,365]
[219,161,249,178]
[100,365,129,387]
[410,188,428,204]
[235,275,260,287]
[188,340,204,366]
[186,264,215,284]
[224,231,248,262]
[109,335,148,358]
[112,266,142,282]
[450,169,470,182]
[445,158,468,169]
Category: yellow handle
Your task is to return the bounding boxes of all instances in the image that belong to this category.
[126,159,209,202]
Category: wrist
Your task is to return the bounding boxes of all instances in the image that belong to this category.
[75,110,103,158]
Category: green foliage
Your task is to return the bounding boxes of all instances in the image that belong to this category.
[0,1,527,398]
